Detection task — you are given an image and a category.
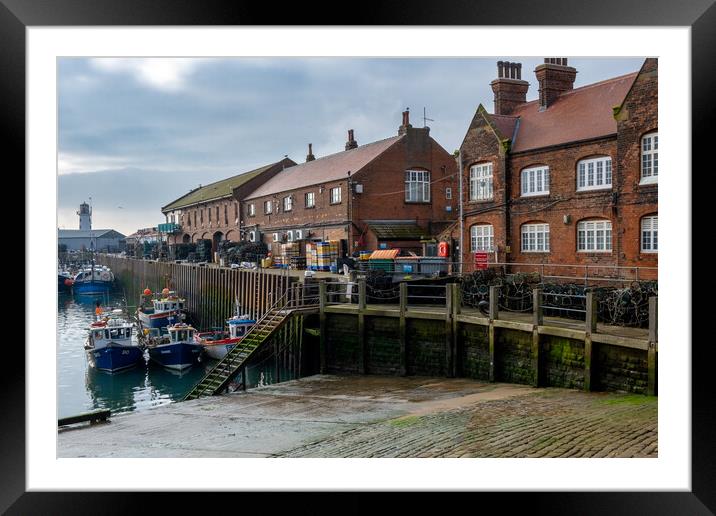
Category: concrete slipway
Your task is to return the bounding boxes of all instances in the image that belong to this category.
[58,375,657,459]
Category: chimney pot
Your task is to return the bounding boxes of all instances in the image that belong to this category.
[535,58,577,109]
[345,130,358,150]
[398,109,413,135]
[490,59,529,115]
[306,143,315,162]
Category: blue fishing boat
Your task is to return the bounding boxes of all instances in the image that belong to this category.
[146,322,203,371]
[84,309,144,373]
[137,289,186,331]
[73,264,115,295]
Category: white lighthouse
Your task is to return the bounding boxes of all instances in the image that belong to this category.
[77,201,92,231]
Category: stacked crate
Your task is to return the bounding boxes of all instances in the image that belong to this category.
[306,243,317,269]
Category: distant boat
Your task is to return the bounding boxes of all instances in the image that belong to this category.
[73,265,114,295]
[58,270,74,292]
[194,314,256,360]
[137,290,187,331]
[84,309,144,373]
[146,322,203,371]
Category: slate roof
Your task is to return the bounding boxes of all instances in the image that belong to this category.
[245,135,404,199]
[58,229,125,239]
[487,72,638,153]
[162,160,291,212]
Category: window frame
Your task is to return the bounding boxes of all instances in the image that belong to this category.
[470,224,494,252]
[469,163,494,201]
[445,187,452,200]
[520,223,550,253]
[640,131,658,185]
[576,156,613,192]
[330,186,342,205]
[520,165,550,197]
[404,169,431,203]
[305,191,315,208]
[577,219,613,253]
[283,196,293,212]
[264,200,273,214]
[247,203,255,217]
[640,214,658,253]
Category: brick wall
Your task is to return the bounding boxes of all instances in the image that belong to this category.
[458,59,658,273]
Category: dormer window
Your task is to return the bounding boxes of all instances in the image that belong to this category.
[577,156,612,191]
[640,132,658,184]
[521,165,550,196]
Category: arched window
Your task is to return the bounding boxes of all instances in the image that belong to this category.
[521,223,550,252]
[641,132,658,184]
[521,165,549,196]
[577,156,612,191]
[470,224,494,252]
[469,163,493,201]
[577,219,612,252]
[641,215,658,253]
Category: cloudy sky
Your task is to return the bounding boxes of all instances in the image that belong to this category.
[58,57,645,236]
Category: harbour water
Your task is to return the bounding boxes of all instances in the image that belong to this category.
[58,289,293,419]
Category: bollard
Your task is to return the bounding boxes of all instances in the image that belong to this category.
[358,279,366,311]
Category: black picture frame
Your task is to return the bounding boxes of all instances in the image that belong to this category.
[4,0,712,512]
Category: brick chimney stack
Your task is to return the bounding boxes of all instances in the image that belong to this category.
[345,129,358,150]
[535,58,577,110]
[490,61,529,115]
[306,143,315,162]
[398,109,412,135]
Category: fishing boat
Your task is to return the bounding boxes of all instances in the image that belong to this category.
[136,288,187,331]
[194,314,256,360]
[146,322,203,371]
[84,309,145,373]
[73,264,115,295]
[58,269,74,292]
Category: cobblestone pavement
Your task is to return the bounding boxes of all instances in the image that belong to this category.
[59,375,656,458]
[279,388,657,458]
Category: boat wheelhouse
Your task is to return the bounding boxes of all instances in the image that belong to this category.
[194,315,256,360]
[137,291,187,331]
[146,322,203,371]
[73,265,115,295]
[84,309,144,373]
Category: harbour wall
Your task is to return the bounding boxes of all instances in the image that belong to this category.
[100,256,656,395]
[322,310,654,395]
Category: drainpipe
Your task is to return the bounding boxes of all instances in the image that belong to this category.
[457,151,464,274]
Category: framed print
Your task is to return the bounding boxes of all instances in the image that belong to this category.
[3,0,713,512]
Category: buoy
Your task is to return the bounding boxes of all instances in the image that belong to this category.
[143,288,152,296]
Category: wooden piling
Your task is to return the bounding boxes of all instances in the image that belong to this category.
[358,279,367,375]
[399,282,407,376]
[647,297,658,396]
[319,280,327,374]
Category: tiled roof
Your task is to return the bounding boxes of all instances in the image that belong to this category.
[245,135,404,199]
[489,114,519,140]
[368,222,428,240]
[162,160,289,211]
[502,72,638,153]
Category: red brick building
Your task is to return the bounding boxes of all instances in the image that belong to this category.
[445,58,657,278]
[161,158,295,253]
[239,111,457,257]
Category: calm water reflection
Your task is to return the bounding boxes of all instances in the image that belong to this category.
[57,291,215,418]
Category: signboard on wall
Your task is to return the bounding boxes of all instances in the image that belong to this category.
[474,252,488,270]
